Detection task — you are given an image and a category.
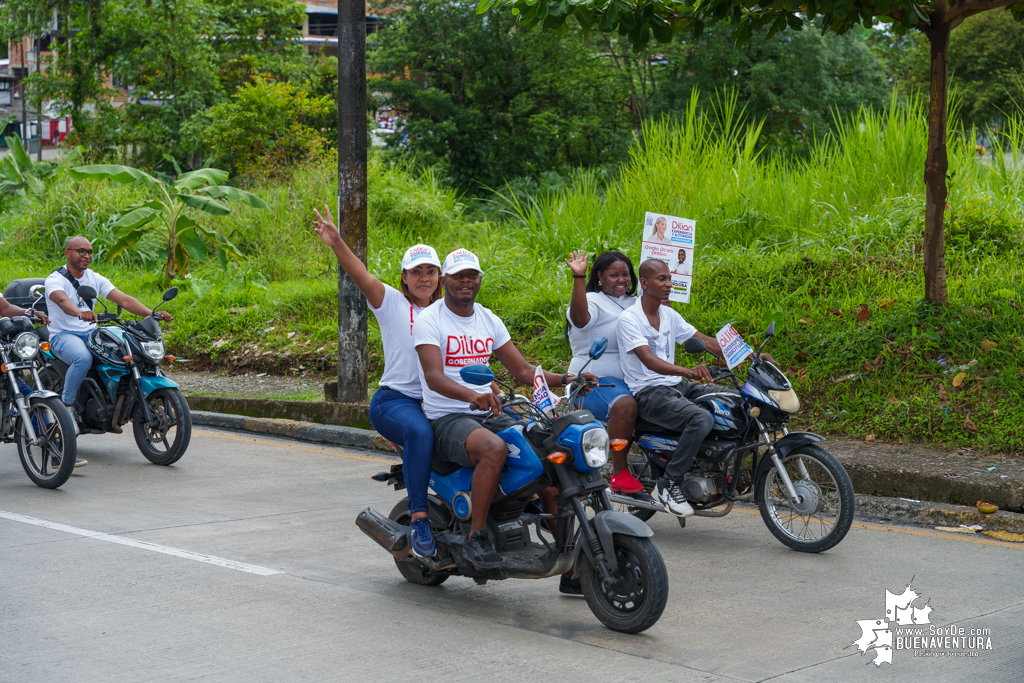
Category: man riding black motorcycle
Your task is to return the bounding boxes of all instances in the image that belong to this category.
[616,259,774,517]
[45,236,173,461]
[413,248,589,570]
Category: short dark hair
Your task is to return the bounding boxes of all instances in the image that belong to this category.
[638,258,668,280]
[587,251,638,296]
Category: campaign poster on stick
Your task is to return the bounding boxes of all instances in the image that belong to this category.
[532,365,558,416]
[640,212,695,303]
[715,323,754,370]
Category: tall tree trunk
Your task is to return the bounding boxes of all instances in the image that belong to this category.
[336,0,368,403]
[922,22,950,307]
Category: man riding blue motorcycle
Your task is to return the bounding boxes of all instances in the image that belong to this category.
[413,249,585,569]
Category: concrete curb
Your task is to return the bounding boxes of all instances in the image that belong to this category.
[186,396,372,430]
[854,495,1024,535]
[192,411,396,454]
[191,409,1024,537]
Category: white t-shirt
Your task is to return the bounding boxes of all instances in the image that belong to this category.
[413,300,511,420]
[370,284,427,399]
[616,298,698,394]
[671,260,691,276]
[566,291,636,377]
[44,268,116,335]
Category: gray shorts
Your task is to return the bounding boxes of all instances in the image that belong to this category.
[431,413,516,468]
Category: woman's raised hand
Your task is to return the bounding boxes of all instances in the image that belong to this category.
[312,205,342,248]
[565,250,588,277]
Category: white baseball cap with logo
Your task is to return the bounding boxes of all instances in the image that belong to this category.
[442,248,482,276]
[401,244,442,271]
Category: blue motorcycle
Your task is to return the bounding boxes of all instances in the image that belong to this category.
[37,284,191,465]
[357,339,669,633]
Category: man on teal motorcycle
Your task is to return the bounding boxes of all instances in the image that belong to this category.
[45,236,173,460]
[413,248,586,570]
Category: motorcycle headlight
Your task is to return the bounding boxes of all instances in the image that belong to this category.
[140,340,165,363]
[581,427,609,470]
[768,389,800,414]
[13,332,40,360]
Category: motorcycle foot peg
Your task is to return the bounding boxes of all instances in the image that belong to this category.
[677,517,686,528]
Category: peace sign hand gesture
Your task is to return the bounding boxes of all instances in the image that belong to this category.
[312,205,343,249]
[565,250,588,278]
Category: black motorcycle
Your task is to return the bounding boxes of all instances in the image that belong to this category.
[358,340,669,633]
[608,322,855,553]
[0,312,77,488]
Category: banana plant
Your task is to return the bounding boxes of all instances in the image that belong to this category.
[69,164,269,282]
[0,134,61,201]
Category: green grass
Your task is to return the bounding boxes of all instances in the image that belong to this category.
[2,91,1022,452]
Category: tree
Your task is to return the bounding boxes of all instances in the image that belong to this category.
[650,24,890,154]
[907,11,1024,128]
[485,0,1024,306]
[369,0,632,192]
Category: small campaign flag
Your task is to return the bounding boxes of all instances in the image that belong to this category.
[532,365,557,415]
[715,324,754,370]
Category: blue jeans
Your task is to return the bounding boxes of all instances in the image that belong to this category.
[50,331,93,406]
[578,376,632,422]
[369,387,433,515]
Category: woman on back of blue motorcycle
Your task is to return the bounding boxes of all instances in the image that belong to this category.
[312,205,443,559]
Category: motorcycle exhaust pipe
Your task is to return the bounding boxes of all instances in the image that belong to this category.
[607,492,667,512]
[356,507,411,558]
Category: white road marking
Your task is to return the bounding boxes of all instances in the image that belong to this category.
[0,509,282,576]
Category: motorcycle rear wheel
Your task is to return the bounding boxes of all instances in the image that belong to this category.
[16,396,77,489]
[132,388,191,465]
[388,500,449,587]
[579,534,668,634]
[756,444,854,553]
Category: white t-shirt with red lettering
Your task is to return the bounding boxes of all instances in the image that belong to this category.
[370,284,426,399]
[412,300,511,420]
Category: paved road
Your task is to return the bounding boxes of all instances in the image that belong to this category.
[2,429,1021,682]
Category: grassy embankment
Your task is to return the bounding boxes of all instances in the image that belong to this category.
[2,93,1022,452]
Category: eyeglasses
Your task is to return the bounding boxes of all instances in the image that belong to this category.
[67,248,94,256]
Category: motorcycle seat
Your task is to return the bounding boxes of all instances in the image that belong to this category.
[431,456,463,477]
[635,416,680,437]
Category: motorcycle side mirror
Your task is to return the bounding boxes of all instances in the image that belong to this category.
[589,337,608,360]
[459,364,495,386]
[29,284,44,300]
[765,322,776,339]
[163,287,178,302]
[683,337,707,355]
[77,285,97,300]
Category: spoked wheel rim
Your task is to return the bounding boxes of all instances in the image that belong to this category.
[591,545,649,618]
[22,403,67,479]
[763,453,842,543]
[141,395,179,455]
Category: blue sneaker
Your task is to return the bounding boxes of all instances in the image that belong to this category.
[409,518,436,558]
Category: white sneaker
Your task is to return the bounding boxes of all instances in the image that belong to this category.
[656,478,694,517]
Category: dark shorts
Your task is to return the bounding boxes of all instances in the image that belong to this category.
[431,412,517,469]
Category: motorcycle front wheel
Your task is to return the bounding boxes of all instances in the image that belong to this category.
[15,396,77,489]
[132,387,191,465]
[756,444,854,553]
[579,534,668,634]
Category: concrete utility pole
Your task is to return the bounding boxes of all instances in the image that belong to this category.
[335,0,368,402]
[35,35,42,162]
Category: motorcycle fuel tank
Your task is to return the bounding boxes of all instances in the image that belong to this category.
[428,424,544,506]
[692,391,748,436]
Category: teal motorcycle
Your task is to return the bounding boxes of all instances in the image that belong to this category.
[37,285,191,465]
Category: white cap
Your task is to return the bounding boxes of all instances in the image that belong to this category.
[442,248,482,276]
[401,244,441,271]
